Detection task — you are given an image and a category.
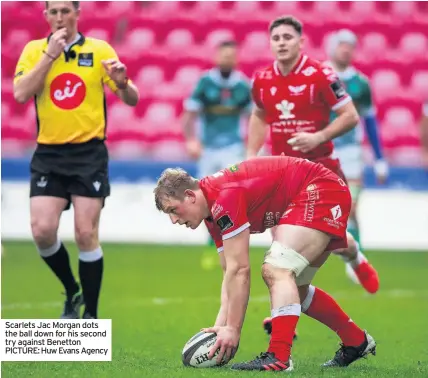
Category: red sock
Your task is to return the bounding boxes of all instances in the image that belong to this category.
[267,304,300,362]
[304,287,365,346]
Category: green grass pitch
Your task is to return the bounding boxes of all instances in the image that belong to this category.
[1,242,428,377]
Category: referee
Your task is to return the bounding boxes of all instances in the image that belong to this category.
[13,1,139,319]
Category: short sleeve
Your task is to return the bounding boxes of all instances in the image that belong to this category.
[319,66,351,112]
[204,219,224,253]
[251,74,264,110]
[14,41,37,84]
[212,188,250,241]
[183,77,205,112]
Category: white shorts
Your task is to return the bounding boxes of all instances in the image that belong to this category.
[333,145,363,181]
[198,143,244,178]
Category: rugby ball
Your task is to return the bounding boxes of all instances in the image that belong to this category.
[182,331,221,368]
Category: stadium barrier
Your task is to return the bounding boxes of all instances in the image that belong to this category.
[2,159,428,251]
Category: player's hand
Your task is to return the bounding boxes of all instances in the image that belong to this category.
[102,59,128,87]
[46,28,67,59]
[186,138,202,160]
[202,325,240,365]
[374,159,389,185]
[287,132,325,153]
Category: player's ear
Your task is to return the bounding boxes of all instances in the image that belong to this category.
[184,189,196,203]
[299,35,305,49]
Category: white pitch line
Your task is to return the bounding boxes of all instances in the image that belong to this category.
[1,289,427,312]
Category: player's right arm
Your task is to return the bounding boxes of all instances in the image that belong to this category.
[14,29,67,104]
[247,75,268,158]
[421,102,428,167]
[182,76,205,160]
[214,252,228,327]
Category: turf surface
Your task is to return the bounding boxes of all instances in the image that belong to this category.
[1,242,427,377]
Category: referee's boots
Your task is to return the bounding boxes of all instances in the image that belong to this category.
[61,292,84,319]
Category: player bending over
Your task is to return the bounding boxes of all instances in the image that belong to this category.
[247,16,380,297]
[154,156,376,371]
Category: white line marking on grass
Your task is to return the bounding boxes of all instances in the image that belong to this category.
[2,289,427,311]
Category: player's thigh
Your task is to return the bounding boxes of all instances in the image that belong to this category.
[30,196,68,235]
[30,172,70,234]
[273,224,331,264]
[71,195,103,232]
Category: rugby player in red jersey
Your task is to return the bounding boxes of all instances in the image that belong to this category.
[154,156,376,371]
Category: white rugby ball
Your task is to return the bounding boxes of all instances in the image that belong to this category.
[182,331,222,368]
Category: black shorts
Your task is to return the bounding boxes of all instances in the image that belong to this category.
[30,139,110,211]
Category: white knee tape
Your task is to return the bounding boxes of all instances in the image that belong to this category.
[296,267,319,287]
[264,241,310,277]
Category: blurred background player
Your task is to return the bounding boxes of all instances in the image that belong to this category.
[182,40,252,178]
[326,29,388,283]
[13,1,139,319]
[181,40,252,248]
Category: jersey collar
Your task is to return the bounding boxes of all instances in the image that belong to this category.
[208,68,243,88]
[46,31,86,48]
[273,54,308,76]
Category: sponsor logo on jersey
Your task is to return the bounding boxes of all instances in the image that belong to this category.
[329,80,346,99]
[78,52,93,67]
[330,205,342,220]
[216,214,234,232]
[50,73,86,110]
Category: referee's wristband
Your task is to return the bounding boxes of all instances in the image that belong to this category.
[43,50,56,61]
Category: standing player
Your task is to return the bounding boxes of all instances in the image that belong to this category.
[326,29,388,280]
[182,40,252,248]
[247,16,380,296]
[182,41,252,179]
[13,1,139,319]
[154,157,376,371]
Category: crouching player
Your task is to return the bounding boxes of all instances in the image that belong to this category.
[154,156,376,371]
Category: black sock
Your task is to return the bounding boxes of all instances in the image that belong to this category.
[42,243,79,298]
[79,256,103,318]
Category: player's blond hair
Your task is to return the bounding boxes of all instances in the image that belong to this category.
[154,168,199,211]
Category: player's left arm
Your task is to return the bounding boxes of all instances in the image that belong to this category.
[360,79,388,181]
[420,103,428,167]
[101,42,139,106]
[289,69,359,153]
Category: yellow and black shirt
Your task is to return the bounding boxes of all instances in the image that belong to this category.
[14,33,123,145]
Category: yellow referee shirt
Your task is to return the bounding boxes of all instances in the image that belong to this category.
[14,33,123,145]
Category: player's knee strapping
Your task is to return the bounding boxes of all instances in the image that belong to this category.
[263,241,319,286]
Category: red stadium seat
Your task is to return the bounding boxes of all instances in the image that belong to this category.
[371,70,403,102]
[164,29,195,56]
[409,71,428,101]
[135,66,165,98]
[397,33,428,61]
